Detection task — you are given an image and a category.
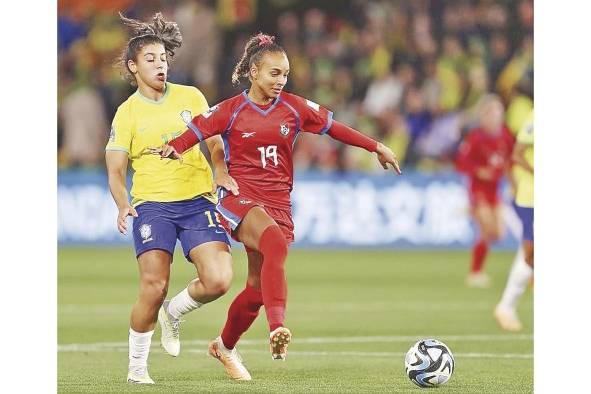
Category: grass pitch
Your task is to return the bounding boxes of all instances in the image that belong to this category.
[58,247,533,393]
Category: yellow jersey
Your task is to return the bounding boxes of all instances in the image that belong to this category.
[514,111,534,208]
[106,82,215,206]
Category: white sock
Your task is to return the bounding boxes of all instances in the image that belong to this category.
[167,280,203,320]
[498,248,533,310]
[128,328,154,373]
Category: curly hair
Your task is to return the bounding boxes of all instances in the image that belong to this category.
[118,12,183,86]
[231,33,285,85]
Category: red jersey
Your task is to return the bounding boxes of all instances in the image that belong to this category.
[187,90,333,209]
[455,126,515,199]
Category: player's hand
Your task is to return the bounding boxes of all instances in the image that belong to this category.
[376,142,402,174]
[117,204,138,235]
[147,145,183,164]
[213,170,239,196]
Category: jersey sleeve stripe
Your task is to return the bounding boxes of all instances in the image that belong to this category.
[225,101,249,132]
[319,111,334,135]
[280,99,301,132]
[105,147,130,153]
[187,122,204,141]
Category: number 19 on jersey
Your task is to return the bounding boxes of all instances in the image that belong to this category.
[257,145,278,168]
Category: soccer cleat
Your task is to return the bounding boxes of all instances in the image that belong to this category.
[208,336,252,381]
[127,367,155,384]
[158,300,182,357]
[494,305,523,332]
[466,272,491,288]
[269,326,292,360]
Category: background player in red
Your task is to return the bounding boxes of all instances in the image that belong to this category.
[456,95,515,288]
[151,33,401,381]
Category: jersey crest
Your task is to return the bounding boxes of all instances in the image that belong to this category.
[139,224,153,243]
[280,123,290,137]
[180,110,192,125]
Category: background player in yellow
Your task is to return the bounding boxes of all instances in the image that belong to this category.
[105,12,238,384]
[495,109,534,331]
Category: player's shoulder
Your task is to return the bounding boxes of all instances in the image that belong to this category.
[167,82,204,99]
[213,92,248,113]
[113,95,134,120]
[279,90,307,107]
[279,90,322,112]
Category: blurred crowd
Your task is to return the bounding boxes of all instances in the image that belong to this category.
[58,0,533,172]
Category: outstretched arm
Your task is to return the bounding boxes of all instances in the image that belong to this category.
[327,120,402,174]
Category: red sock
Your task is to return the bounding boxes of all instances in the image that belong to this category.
[220,285,263,349]
[258,225,288,331]
[471,239,489,273]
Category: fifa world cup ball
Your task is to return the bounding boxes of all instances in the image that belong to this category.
[404,339,455,388]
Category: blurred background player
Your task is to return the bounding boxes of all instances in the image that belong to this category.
[105,12,236,384]
[455,94,515,287]
[153,32,401,381]
[495,109,534,331]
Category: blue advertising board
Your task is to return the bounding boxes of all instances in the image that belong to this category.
[58,170,521,249]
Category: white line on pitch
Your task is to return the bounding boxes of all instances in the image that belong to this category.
[184,349,533,360]
[58,334,532,352]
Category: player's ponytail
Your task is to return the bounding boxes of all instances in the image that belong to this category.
[118,12,183,85]
[231,33,285,85]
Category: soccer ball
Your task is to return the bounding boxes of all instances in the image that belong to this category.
[404,339,455,388]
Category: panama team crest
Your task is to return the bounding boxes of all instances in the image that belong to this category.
[279,123,290,137]
[180,110,192,125]
[139,224,153,243]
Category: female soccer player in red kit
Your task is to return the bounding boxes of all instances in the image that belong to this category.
[456,95,515,288]
[152,33,401,380]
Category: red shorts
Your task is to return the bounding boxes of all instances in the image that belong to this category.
[215,194,294,244]
[469,188,500,207]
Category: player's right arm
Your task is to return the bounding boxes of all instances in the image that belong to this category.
[105,106,137,234]
[513,115,534,174]
[105,151,137,234]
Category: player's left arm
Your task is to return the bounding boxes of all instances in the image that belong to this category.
[327,121,402,174]
[293,94,401,174]
[204,137,239,195]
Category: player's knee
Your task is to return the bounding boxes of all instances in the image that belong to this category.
[482,227,499,242]
[246,274,261,289]
[202,271,232,297]
[267,227,288,260]
[488,230,501,242]
[141,276,169,304]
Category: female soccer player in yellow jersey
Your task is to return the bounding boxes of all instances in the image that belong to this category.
[105,13,239,384]
[495,109,534,331]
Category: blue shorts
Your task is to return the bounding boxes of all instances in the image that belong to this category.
[132,197,230,262]
[514,204,534,242]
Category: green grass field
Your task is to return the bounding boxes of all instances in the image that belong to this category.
[58,247,533,393]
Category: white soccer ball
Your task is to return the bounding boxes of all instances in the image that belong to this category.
[404,338,455,388]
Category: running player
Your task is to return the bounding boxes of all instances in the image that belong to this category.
[105,13,237,384]
[151,33,401,381]
[455,94,515,287]
[495,109,534,330]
